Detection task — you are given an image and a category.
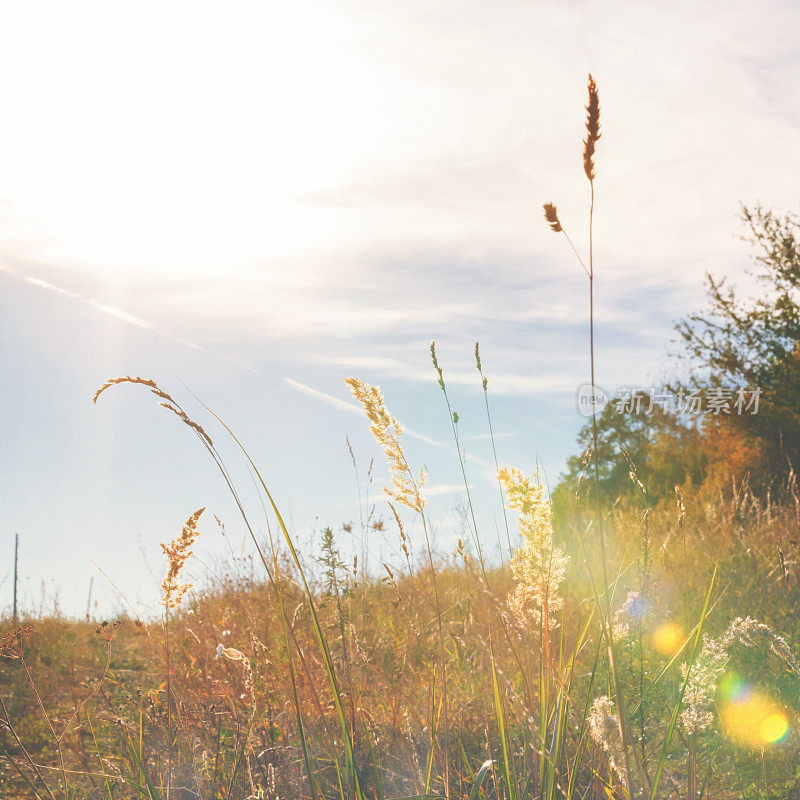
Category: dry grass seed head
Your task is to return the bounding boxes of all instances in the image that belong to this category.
[499,467,569,627]
[345,377,425,513]
[583,73,601,181]
[543,203,562,233]
[93,376,213,447]
[95,620,122,642]
[589,696,625,781]
[389,501,411,560]
[474,341,488,390]
[0,625,33,659]
[162,507,206,608]
[429,341,445,392]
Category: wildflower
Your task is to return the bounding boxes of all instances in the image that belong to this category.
[95,619,122,642]
[345,378,425,513]
[499,467,569,627]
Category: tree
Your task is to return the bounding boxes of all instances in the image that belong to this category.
[552,393,705,518]
[676,204,800,478]
[555,206,800,515]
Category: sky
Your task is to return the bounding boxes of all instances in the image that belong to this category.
[1,0,799,617]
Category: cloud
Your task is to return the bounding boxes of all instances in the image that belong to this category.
[425,483,473,498]
[1,263,155,329]
[283,377,363,415]
[85,301,155,331]
[0,262,259,372]
[305,351,580,395]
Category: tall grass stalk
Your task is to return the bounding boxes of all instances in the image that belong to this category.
[543,74,643,795]
[474,342,513,560]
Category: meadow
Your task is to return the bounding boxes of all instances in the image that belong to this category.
[3,76,800,800]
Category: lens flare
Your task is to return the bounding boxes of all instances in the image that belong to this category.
[652,623,684,657]
[717,674,790,747]
[760,711,789,744]
[718,672,751,704]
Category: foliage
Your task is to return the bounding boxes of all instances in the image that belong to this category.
[676,204,800,477]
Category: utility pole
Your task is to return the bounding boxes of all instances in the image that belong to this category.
[12,533,19,623]
[85,576,94,621]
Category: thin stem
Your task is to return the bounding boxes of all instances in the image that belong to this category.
[563,228,591,277]
[0,696,57,800]
[587,178,641,796]
[58,640,112,746]
[476,359,513,560]
[419,509,450,799]
[19,656,68,800]
[165,606,172,800]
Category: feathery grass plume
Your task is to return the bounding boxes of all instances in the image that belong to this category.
[543,202,562,233]
[583,74,601,181]
[161,508,205,608]
[93,375,213,447]
[721,616,800,674]
[588,696,625,781]
[681,615,800,734]
[681,635,728,735]
[498,467,569,626]
[345,378,426,513]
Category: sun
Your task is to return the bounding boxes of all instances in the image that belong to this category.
[62,4,367,276]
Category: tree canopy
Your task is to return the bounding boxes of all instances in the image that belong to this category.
[555,205,800,514]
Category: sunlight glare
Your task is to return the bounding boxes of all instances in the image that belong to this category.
[83,4,367,274]
[718,673,790,747]
[652,622,684,657]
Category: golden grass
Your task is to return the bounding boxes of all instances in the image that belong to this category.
[161,508,205,609]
